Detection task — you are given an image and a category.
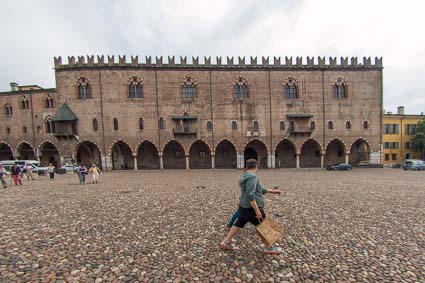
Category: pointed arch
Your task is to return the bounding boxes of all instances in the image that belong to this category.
[110,140,134,170]
[38,141,60,167]
[324,138,347,166]
[300,138,322,168]
[244,139,268,169]
[75,141,102,168]
[274,139,296,168]
[189,140,212,169]
[215,139,237,169]
[0,142,14,161]
[162,140,185,169]
[136,140,160,170]
[349,138,371,166]
[16,141,37,160]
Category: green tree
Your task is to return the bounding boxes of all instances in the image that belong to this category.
[412,118,425,160]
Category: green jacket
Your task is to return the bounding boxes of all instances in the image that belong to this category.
[239,172,268,208]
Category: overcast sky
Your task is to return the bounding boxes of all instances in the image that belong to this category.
[0,0,424,114]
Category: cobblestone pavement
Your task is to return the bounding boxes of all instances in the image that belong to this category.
[0,169,424,283]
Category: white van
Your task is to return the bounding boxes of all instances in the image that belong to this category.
[0,160,48,175]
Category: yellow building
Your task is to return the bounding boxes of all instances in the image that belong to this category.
[383,106,424,165]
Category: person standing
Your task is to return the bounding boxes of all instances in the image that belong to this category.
[88,163,101,184]
[11,164,23,186]
[77,165,88,185]
[0,164,8,189]
[47,163,55,180]
[25,162,35,180]
[219,158,282,255]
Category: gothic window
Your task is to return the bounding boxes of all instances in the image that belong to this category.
[346,121,352,129]
[128,77,144,98]
[93,118,98,132]
[310,121,315,130]
[113,118,119,131]
[234,76,248,100]
[182,76,197,99]
[253,121,259,130]
[159,117,165,130]
[21,96,29,109]
[6,127,11,134]
[45,116,55,133]
[231,121,238,130]
[23,126,27,134]
[328,121,334,130]
[200,151,206,159]
[207,121,213,131]
[139,117,144,130]
[334,77,347,99]
[4,104,12,116]
[283,77,298,99]
[77,77,91,100]
[279,121,285,131]
[363,120,369,129]
[289,121,295,131]
[175,151,182,158]
[46,95,54,108]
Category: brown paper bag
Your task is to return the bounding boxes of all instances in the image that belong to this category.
[256,217,284,247]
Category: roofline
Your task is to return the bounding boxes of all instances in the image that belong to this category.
[0,88,56,96]
[383,114,425,118]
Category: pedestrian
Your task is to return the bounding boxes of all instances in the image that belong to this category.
[0,164,8,189]
[77,165,88,185]
[88,163,101,183]
[219,158,282,255]
[11,164,23,186]
[47,163,55,180]
[25,162,35,180]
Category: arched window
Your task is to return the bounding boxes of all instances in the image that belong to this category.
[159,117,165,130]
[231,121,238,130]
[128,77,143,98]
[234,76,248,100]
[182,76,197,99]
[363,120,369,129]
[45,116,55,133]
[310,121,315,130]
[93,118,98,132]
[346,121,352,129]
[207,121,213,131]
[279,121,285,131]
[46,95,54,108]
[334,77,347,99]
[23,126,27,133]
[77,77,91,100]
[4,104,12,116]
[21,96,29,109]
[253,121,259,130]
[6,127,11,134]
[284,77,298,99]
[328,121,334,130]
[113,118,119,131]
[289,121,295,131]
[139,117,144,130]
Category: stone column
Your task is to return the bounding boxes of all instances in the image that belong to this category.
[237,153,244,169]
[267,154,275,169]
[185,155,190,170]
[345,153,349,164]
[296,154,300,168]
[133,155,138,171]
[159,154,163,171]
[320,154,325,168]
[211,154,215,170]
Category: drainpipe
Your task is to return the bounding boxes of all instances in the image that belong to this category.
[209,70,215,169]
[155,70,162,169]
[98,69,108,171]
[29,88,37,158]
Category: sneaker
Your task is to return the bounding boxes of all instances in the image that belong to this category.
[219,241,235,251]
[263,246,282,255]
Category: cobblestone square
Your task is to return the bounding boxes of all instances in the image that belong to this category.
[1,169,424,282]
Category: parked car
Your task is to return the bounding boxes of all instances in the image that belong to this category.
[357,161,383,168]
[402,159,425,171]
[326,163,353,171]
[60,164,79,172]
[1,160,49,175]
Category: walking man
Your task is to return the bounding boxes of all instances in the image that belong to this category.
[219,158,282,254]
[11,164,23,186]
[88,163,101,183]
[25,162,35,180]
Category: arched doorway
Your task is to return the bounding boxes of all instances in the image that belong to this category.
[349,139,370,166]
[0,143,14,161]
[76,141,102,168]
[16,142,37,160]
[111,141,133,170]
[300,139,321,168]
[163,140,185,169]
[324,139,346,166]
[137,141,160,170]
[189,140,212,169]
[275,139,296,168]
[39,142,60,167]
[244,140,268,169]
[215,140,237,169]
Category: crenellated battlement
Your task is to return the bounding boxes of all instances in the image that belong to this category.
[54,55,383,69]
